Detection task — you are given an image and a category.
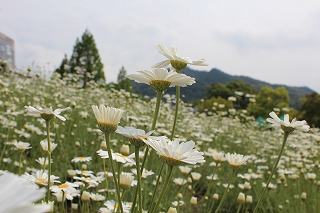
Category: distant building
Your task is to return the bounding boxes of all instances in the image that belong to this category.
[0,32,15,68]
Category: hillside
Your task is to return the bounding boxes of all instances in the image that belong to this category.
[131,68,315,109]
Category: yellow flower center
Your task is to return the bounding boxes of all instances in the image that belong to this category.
[36,178,47,185]
[58,183,69,188]
[150,80,171,92]
[115,153,128,158]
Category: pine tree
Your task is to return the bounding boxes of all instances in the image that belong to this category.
[55,54,69,78]
[55,29,105,88]
[117,66,132,91]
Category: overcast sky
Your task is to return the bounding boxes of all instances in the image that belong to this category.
[1,0,320,92]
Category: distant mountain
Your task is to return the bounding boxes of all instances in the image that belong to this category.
[131,68,315,109]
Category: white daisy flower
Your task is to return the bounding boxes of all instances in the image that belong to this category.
[97,150,135,165]
[24,106,71,121]
[266,111,310,133]
[90,192,106,202]
[153,44,208,70]
[13,141,31,152]
[23,170,60,186]
[126,68,195,92]
[100,200,131,213]
[92,105,124,133]
[143,137,205,166]
[225,153,250,169]
[131,168,154,178]
[40,140,57,153]
[119,172,136,190]
[71,156,92,163]
[35,157,51,167]
[51,182,79,201]
[116,126,158,147]
[0,172,51,213]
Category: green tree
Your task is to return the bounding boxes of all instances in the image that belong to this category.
[116,66,132,91]
[206,83,233,99]
[57,29,105,88]
[55,54,69,78]
[299,93,320,127]
[226,81,256,109]
[247,86,290,118]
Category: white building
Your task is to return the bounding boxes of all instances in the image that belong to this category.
[0,32,15,68]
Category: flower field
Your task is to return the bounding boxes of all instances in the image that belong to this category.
[0,46,319,212]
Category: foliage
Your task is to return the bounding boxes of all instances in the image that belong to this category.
[197,96,234,114]
[299,92,320,127]
[247,86,290,118]
[55,29,105,88]
[132,68,314,108]
[116,66,132,92]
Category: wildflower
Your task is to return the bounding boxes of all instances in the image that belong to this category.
[40,140,57,153]
[126,68,195,92]
[168,207,177,213]
[119,172,135,190]
[116,126,155,147]
[100,200,131,213]
[97,150,135,165]
[266,111,310,133]
[237,192,246,203]
[153,44,208,71]
[178,165,192,175]
[190,196,198,205]
[0,172,51,213]
[25,106,70,121]
[143,137,205,166]
[191,172,202,181]
[23,170,60,186]
[246,195,253,204]
[36,157,52,167]
[51,182,79,201]
[211,150,226,164]
[71,156,92,163]
[13,141,31,152]
[92,105,124,133]
[81,191,90,202]
[225,153,250,169]
[89,193,106,202]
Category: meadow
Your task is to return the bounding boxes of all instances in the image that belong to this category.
[0,69,319,213]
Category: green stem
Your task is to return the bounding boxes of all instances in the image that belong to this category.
[151,165,174,213]
[170,86,180,140]
[236,203,242,213]
[149,162,165,211]
[215,169,236,213]
[253,132,289,213]
[105,132,123,213]
[135,146,143,213]
[0,143,7,166]
[46,120,52,203]
[19,152,22,175]
[102,159,109,197]
[140,91,163,174]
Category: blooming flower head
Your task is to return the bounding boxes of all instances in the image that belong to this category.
[0,172,51,213]
[266,111,310,133]
[92,105,124,133]
[51,182,79,201]
[97,150,135,165]
[119,172,136,190]
[13,141,31,152]
[100,200,131,213]
[25,106,71,121]
[126,68,195,92]
[23,170,60,186]
[71,156,92,163]
[225,153,250,169]
[153,44,208,71]
[143,137,205,166]
[116,126,156,147]
[40,140,57,153]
